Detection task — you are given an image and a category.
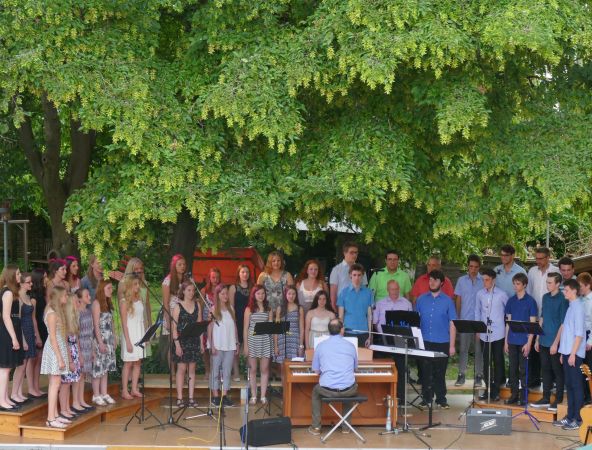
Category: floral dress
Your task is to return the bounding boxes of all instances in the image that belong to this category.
[92,311,116,378]
[61,335,81,383]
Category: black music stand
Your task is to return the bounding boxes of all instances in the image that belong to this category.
[124,319,164,431]
[452,319,487,418]
[253,321,289,416]
[386,311,423,410]
[507,320,543,430]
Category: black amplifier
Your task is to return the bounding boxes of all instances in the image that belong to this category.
[466,408,512,435]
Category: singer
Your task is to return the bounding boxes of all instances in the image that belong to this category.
[475,268,508,402]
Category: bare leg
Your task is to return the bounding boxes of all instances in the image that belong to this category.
[187,362,196,400]
[176,363,186,401]
[121,361,132,399]
[32,354,45,395]
[232,347,240,380]
[260,357,270,399]
[25,357,38,396]
[91,376,101,398]
[71,379,82,409]
[59,382,73,416]
[0,368,11,408]
[100,374,108,396]
[130,361,141,396]
[11,362,27,401]
[47,375,61,421]
[248,357,258,400]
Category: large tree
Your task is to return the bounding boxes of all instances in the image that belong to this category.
[3,1,592,266]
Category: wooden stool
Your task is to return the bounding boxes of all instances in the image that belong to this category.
[320,395,368,443]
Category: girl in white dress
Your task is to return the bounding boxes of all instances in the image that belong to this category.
[304,290,336,349]
[120,275,145,399]
[295,259,328,317]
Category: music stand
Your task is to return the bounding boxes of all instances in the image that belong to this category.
[386,311,423,410]
[507,320,543,430]
[253,321,289,416]
[452,319,487,418]
[124,319,164,431]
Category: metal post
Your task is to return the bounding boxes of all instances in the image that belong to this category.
[546,220,550,248]
[23,222,28,270]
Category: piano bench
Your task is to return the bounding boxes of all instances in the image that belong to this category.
[320,395,368,443]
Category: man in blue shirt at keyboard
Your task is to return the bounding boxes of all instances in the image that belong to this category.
[309,318,358,436]
[416,270,457,409]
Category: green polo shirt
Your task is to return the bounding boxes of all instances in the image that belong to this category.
[368,267,412,302]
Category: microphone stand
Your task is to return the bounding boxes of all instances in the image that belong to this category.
[486,288,494,405]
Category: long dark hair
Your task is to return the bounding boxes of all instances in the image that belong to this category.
[31,268,46,301]
[310,290,334,313]
[247,284,269,313]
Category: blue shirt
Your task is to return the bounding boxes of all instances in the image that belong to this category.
[504,293,538,345]
[559,300,586,358]
[337,285,373,334]
[454,273,484,320]
[312,334,358,389]
[416,292,457,343]
[475,287,508,342]
[494,262,527,298]
[540,291,568,348]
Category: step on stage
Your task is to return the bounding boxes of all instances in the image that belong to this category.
[0,391,582,449]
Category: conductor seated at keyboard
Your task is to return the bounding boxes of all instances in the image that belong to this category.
[309,318,358,435]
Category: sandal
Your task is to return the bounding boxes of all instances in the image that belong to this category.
[46,419,67,429]
[56,416,72,424]
[176,398,186,408]
[187,399,197,408]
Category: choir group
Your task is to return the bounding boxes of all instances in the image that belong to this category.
[0,241,590,433]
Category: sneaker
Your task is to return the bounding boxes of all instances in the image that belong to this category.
[437,402,450,409]
[562,420,580,431]
[530,398,550,408]
[102,394,116,405]
[553,416,570,427]
[92,395,106,406]
[418,401,429,410]
[548,403,557,412]
[222,396,234,407]
[455,374,466,386]
[308,426,321,436]
[210,397,220,407]
[475,375,483,387]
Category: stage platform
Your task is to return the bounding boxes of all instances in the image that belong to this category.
[0,394,583,449]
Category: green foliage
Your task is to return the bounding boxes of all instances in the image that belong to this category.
[2,1,592,266]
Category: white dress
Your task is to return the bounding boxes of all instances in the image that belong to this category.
[308,315,331,349]
[298,282,322,316]
[121,300,145,362]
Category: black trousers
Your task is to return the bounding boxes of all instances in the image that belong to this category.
[420,341,449,404]
[482,338,505,397]
[507,343,527,397]
[528,345,541,385]
[393,354,406,403]
[540,345,564,402]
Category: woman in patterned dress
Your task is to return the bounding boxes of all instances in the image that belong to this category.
[59,294,81,420]
[73,288,94,412]
[172,281,203,407]
[257,251,294,313]
[91,280,117,406]
[274,286,304,374]
[229,264,252,381]
[10,273,37,403]
[200,267,221,379]
[40,285,69,428]
[244,285,273,405]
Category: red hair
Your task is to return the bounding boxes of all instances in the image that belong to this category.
[247,284,269,313]
[203,267,221,296]
[168,254,186,298]
[295,259,325,284]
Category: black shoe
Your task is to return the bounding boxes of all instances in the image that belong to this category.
[71,406,87,414]
[478,392,488,401]
[418,401,429,410]
[222,396,234,407]
[505,396,519,405]
[455,374,466,386]
[474,375,483,387]
[210,397,220,407]
[437,402,450,409]
[528,381,541,389]
[530,398,550,408]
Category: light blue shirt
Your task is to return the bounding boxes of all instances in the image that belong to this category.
[454,273,484,320]
[559,300,586,358]
[329,260,368,296]
[494,262,527,298]
[337,284,373,334]
[475,287,509,342]
[416,292,457,343]
[312,334,358,389]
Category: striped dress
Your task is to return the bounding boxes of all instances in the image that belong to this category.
[247,310,273,358]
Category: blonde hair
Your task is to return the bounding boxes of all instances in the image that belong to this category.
[212,284,235,322]
[63,294,80,335]
[0,264,19,296]
[124,274,140,316]
[46,286,67,338]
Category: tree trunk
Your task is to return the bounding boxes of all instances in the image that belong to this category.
[168,207,199,275]
[17,94,95,258]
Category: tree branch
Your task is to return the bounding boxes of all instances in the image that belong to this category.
[66,118,95,195]
[17,115,44,185]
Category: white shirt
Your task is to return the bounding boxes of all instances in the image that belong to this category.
[329,260,368,295]
[211,310,237,352]
[526,263,559,314]
[581,292,592,346]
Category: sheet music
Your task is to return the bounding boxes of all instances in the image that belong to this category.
[411,326,424,350]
